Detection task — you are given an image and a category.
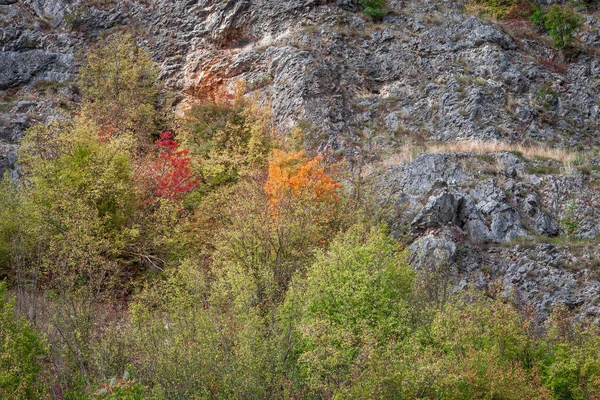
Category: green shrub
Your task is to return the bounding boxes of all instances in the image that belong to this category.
[329,289,552,399]
[466,0,522,19]
[19,118,137,290]
[358,0,387,18]
[560,200,578,237]
[77,34,162,147]
[181,86,272,193]
[538,305,600,399]
[530,8,545,27]
[125,170,345,398]
[422,293,548,399]
[531,5,581,49]
[534,84,558,110]
[0,282,48,399]
[18,34,176,300]
[128,264,293,399]
[0,175,20,278]
[290,224,413,395]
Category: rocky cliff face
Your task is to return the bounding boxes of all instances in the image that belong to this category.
[2,0,599,320]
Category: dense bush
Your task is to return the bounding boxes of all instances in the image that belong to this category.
[358,0,387,18]
[531,5,581,49]
[2,33,600,399]
[466,0,523,19]
[8,34,192,396]
[77,34,163,150]
[290,225,413,396]
[0,176,22,279]
[538,305,600,399]
[0,282,47,399]
[181,83,272,192]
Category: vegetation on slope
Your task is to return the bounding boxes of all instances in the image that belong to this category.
[0,34,599,399]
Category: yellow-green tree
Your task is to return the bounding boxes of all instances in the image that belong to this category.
[12,35,183,393]
[287,224,413,396]
[0,282,48,399]
[180,84,272,192]
[78,34,163,150]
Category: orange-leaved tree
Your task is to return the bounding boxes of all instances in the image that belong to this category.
[264,149,341,209]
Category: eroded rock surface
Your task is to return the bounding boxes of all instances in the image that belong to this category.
[378,151,600,319]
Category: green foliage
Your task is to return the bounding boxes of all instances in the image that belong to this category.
[331,290,551,399]
[78,33,158,110]
[189,163,345,313]
[531,5,581,49]
[0,282,48,399]
[0,175,20,278]
[19,118,137,294]
[95,371,149,399]
[560,200,579,238]
[128,262,295,398]
[22,119,135,228]
[530,9,545,28]
[99,383,146,400]
[210,181,336,310]
[290,225,413,395]
[17,34,176,298]
[466,0,522,19]
[358,0,387,18]
[420,292,546,399]
[77,34,163,147]
[181,88,272,193]
[10,35,184,397]
[538,305,600,399]
[535,84,558,110]
[125,167,345,397]
[3,29,600,400]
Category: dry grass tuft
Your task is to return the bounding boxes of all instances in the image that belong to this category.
[377,140,588,174]
[425,141,576,163]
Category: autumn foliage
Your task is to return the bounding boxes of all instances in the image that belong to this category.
[264,149,341,208]
[6,34,600,400]
[151,131,199,200]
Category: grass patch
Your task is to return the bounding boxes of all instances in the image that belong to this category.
[501,234,594,249]
[534,84,557,110]
[526,164,561,175]
[372,140,596,178]
[0,102,13,113]
[32,80,69,94]
[477,154,496,164]
[465,0,525,19]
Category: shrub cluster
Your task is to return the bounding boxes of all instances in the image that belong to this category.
[0,282,47,399]
[465,0,581,51]
[531,5,582,49]
[358,0,387,18]
[466,0,523,19]
[1,34,599,399]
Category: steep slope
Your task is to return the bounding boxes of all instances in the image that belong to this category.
[1,0,599,320]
